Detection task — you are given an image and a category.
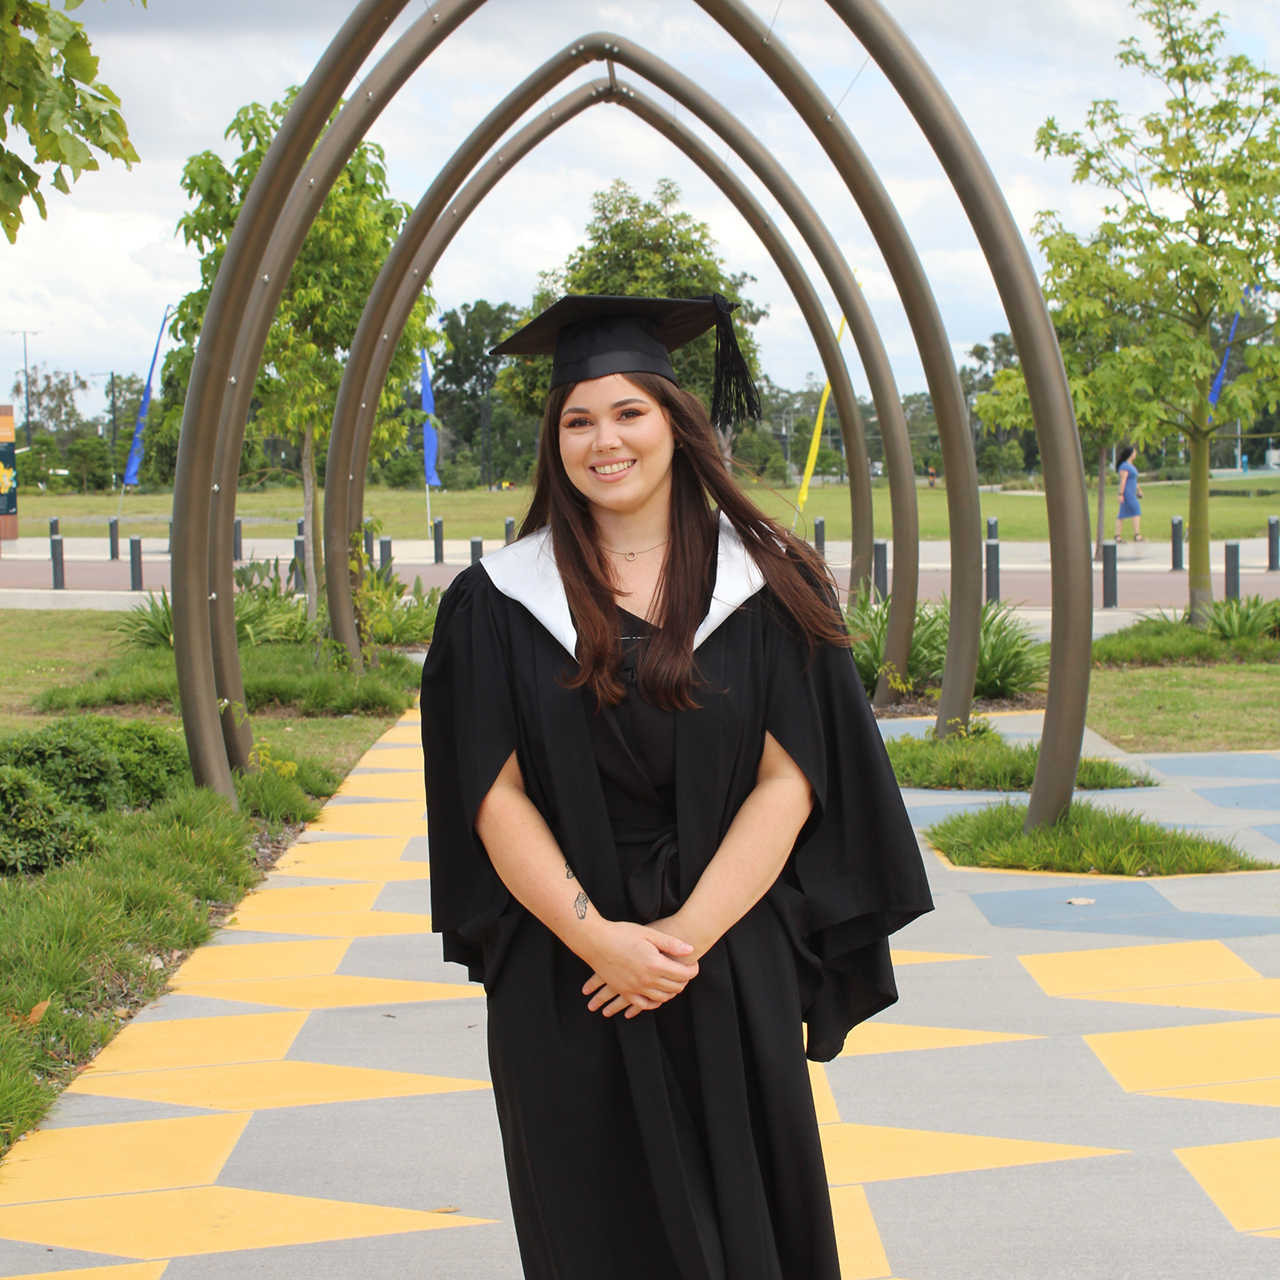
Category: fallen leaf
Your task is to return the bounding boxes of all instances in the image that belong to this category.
[24,1000,50,1028]
[428,1206,460,1214]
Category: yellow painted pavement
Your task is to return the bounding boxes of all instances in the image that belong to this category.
[839,1023,1040,1057]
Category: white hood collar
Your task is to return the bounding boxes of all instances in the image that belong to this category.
[480,511,765,660]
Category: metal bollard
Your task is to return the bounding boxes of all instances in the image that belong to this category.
[1268,516,1278,572]
[1226,541,1240,600]
[471,536,483,566]
[986,539,1000,604]
[233,518,242,562]
[167,520,171,553]
[1102,541,1118,608]
[363,524,374,562]
[51,536,64,590]
[987,516,998,541]
[129,537,143,591]
[814,516,825,559]
[297,517,305,536]
[109,517,119,561]
[433,517,443,565]
[873,540,888,600]
[505,517,515,545]
[379,537,392,571]
[1171,516,1184,571]
[293,538,306,592]
[49,516,59,538]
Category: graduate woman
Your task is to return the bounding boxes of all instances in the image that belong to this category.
[422,294,932,1280]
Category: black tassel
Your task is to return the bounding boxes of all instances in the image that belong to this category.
[708,293,761,432]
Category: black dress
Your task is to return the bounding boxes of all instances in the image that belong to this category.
[422,533,932,1280]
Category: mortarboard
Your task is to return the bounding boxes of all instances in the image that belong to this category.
[491,293,761,430]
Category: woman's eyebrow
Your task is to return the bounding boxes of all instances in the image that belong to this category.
[610,397,647,409]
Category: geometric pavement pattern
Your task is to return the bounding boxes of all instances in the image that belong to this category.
[1,711,1279,1276]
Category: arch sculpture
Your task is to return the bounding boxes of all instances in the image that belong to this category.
[171,0,1091,829]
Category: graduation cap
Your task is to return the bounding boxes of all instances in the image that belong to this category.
[491,293,761,430]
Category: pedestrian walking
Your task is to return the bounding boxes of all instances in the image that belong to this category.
[1115,444,1144,541]
[421,293,932,1280]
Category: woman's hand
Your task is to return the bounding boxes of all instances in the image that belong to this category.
[580,921,698,1019]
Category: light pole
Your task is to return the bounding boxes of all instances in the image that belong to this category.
[6,331,40,447]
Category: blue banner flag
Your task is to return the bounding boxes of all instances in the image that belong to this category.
[123,305,174,487]
[421,348,441,486]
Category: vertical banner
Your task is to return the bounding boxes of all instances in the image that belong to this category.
[123,305,174,488]
[0,404,17,542]
[420,349,441,487]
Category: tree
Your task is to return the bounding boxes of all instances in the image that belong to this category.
[1032,0,1280,621]
[1,0,142,243]
[433,300,538,486]
[66,433,109,491]
[14,432,59,488]
[164,92,438,622]
[977,226,1146,557]
[497,179,765,456]
[10,363,86,434]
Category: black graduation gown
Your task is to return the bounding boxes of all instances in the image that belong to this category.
[421,533,932,1280]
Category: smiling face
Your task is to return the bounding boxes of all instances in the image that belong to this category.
[558,373,676,519]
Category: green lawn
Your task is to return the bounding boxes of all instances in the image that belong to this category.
[18,474,1280,543]
[1087,664,1280,753]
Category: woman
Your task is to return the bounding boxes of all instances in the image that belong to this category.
[1115,444,1144,542]
[422,294,932,1280]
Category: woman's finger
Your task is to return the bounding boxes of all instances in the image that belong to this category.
[602,994,634,1017]
[646,930,695,957]
[582,973,607,997]
[587,984,618,1012]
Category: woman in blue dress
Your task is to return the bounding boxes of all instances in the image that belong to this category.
[1115,444,1143,542]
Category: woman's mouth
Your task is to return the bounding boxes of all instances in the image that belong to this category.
[590,459,636,479]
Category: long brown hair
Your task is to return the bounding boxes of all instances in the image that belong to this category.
[520,371,850,710]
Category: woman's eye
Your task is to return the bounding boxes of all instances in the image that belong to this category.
[564,418,591,429]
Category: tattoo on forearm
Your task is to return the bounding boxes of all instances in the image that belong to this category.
[574,891,589,920]
[565,861,576,880]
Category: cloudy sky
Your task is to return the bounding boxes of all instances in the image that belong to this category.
[4,0,1279,421]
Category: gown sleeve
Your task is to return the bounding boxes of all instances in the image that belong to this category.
[761,599,934,1061]
[420,567,520,982]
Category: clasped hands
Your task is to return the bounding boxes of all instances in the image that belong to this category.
[579,913,705,1020]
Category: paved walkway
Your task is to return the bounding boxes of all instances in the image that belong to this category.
[1,714,1279,1277]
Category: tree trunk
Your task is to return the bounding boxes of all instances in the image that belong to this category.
[301,428,318,625]
[1094,442,1107,562]
[311,464,325,595]
[1187,429,1213,626]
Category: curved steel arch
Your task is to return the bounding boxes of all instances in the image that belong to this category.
[207,0,486,771]
[174,0,1087,825]
[332,74,869,659]
[822,0,1092,823]
[336,42,923,698]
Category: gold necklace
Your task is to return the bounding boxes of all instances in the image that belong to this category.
[603,538,668,563]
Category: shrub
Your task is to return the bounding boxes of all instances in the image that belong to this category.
[381,451,425,490]
[1093,612,1280,666]
[115,582,313,651]
[1208,594,1280,642]
[0,717,189,811]
[0,767,97,875]
[974,601,1049,699]
[926,799,1268,876]
[235,742,319,826]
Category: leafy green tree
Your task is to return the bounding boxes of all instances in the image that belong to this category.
[497,179,764,456]
[66,433,109,491]
[14,432,59,488]
[1,0,142,243]
[162,93,438,621]
[1031,0,1280,622]
[9,363,86,434]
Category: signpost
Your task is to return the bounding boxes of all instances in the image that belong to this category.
[0,404,17,544]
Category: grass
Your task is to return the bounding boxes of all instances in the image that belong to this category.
[33,641,420,718]
[887,728,1149,791]
[1087,664,1280,753]
[19,473,1280,543]
[0,786,260,1150]
[926,800,1270,876]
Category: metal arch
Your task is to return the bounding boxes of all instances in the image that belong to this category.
[336,74,871,642]
[176,0,1087,823]
[692,0,982,741]
[587,35,917,704]
[335,39,924,690]
[821,0,1092,824]
[206,0,487,771]
[172,0,409,796]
